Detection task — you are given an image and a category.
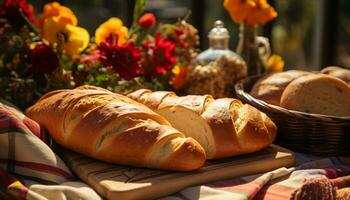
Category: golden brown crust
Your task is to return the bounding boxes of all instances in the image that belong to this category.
[250,70,313,106]
[144,91,176,109]
[75,85,112,92]
[26,86,206,171]
[161,137,206,171]
[126,89,152,103]
[235,105,277,154]
[96,124,181,167]
[320,66,350,84]
[128,89,277,159]
[159,95,214,115]
[280,74,350,116]
[201,98,242,158]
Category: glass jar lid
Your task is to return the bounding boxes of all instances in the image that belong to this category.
[208,20,230,39]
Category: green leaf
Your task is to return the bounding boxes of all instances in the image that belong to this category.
[132,0,146,26]
[19,9,40,36]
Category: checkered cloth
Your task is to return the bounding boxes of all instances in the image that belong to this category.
[0,99,349,200]
[162,156,350,200]
[0,100,101,200]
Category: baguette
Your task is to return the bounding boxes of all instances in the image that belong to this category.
[127,89,276,159]
[26,86,206,171]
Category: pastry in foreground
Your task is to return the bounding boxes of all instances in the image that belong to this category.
[26,86,206,171]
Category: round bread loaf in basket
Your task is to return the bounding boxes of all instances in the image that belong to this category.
[235,75,350,156]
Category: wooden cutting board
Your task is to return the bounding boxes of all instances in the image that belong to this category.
[59,144,294,200]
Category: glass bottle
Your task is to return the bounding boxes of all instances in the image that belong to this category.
[195,20,241,65]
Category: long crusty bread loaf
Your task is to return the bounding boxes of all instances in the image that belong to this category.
[26,86,206,171]
[250,70,313,106]
[280,74,350,116]
[127,89,276,159]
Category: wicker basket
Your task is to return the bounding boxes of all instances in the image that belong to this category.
[235,75,350,156]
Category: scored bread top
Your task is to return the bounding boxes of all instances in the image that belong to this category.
[128,89,277,159]
[26,86,206,171]
[159,95,214,115]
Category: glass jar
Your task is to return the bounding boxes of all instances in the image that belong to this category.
[195,20,241,65]
[188,21,248,98]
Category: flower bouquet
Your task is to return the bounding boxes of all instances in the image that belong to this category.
[0,0,199,109]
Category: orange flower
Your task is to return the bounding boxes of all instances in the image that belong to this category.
[224,0,256,24]
[39,2,77,28]
[246,0,277,25]
[170,65,187,90]
[95,17,128,45]
[224,0,277,25]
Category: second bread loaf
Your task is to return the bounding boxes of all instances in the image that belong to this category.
[280,74,350,116]
[128,89,276,159]
[250,70,313,106]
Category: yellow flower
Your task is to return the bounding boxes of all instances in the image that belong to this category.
[266,54,284,72]
[43,16,89,57]
[39,2,77,28]
[95,17,128,45]
[170,65,187,90]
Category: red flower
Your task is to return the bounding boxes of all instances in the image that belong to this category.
[142,34,176,78]
[28,43,59,74]
[139,13,156,29]
[0,0,36,29]
[98,34,141,80]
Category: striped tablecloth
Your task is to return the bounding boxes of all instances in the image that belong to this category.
[0,100,349,200]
